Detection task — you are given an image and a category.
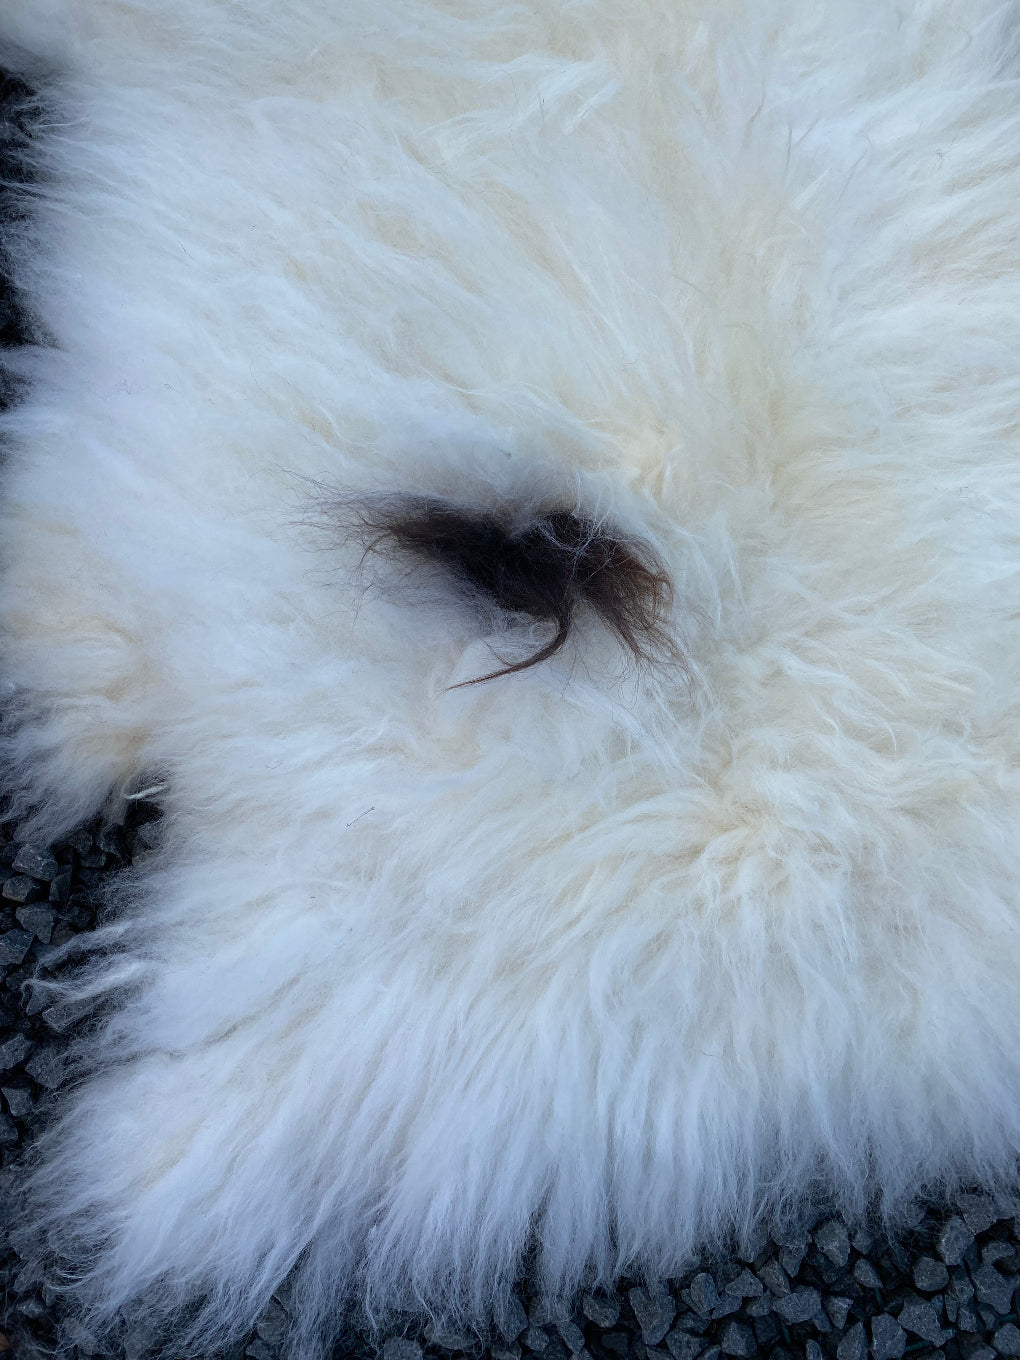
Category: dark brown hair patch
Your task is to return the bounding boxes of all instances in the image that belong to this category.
[341,494,676,685]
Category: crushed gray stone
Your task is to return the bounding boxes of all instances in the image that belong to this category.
[896,1294,952,1346]
[23,1044,65,1089]
[41,995,97,1035]
[0,1031,33,1070]
[773,1285,821,1325]
[11,844,59,881]
[15,903,56,942]
[1,1083,34,1118]
[982,1239,1014,1265]
[824,1294,852,1329]
[957,1300,981,1331]
[994,1323,1020,1357]
[743,1289,774,1318]
[721,1268,761,1300]
[777,1241,807,1277]
[835,1319,867,1360]
[499,1293,528,1340]
[756,1257,791,1298]
[1,876,42,905]
[0,926,33,966]
[971,1260,1016,1315]
[938,1214,976,1265]
[581,1295,619,1329]
[254,1299,288,1346]
[684,1272,719,1318]
[627,1285,674,1345]
[554,1318,585,1354]
[717,1319,754,1357]
[957,1192,1002,1235]
[912,1254,950,1291]
[664,1333,703,1360]
[814,1217,851,1268]
[870,1312,907,1360]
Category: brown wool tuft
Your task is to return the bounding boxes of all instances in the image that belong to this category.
[333,494,677,685]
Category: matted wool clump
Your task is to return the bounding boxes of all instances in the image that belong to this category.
[2,1,1020,1354]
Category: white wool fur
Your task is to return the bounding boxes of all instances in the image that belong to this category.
[3,0,1020,1352]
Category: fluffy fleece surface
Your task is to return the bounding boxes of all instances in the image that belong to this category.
[3,0,1020,1353]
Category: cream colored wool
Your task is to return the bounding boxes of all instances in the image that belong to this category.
[2,0,1020,1353]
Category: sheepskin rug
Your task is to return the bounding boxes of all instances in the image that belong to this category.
[3,0,1020,1353]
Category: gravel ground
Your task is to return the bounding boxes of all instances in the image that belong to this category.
[2,59,1020,1360]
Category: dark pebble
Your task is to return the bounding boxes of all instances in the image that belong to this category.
[912,1256,949,1292]
[756,1259,790,1298]
[744,1290,774,1318]
[15,903,55,942]
[24,1045,65,1089]
[555,1319,585,1354]
[982,1239,1015,1266]
[664,1328,703,1360]
[628,1286,674,1345]
[937,1215,974,1266]
[0,1033,32,1071]
[835,1321,867,1360]
[957,1300,981,1331]
[870,1313,906,1360]
[500,1293,528,1340]
[2,1083,34,1118]
[0,927,33,967]
[896,1295,952,1345]
[813,1219,850,1268]
[41,995,96,1035]
[971,1260,1015,1315]
[718,1320,754,1357]
[824,1295,852,1329]
[956,1192,1001,1235]
[96,825,124,857]
[1,876,42,905]
[133,820,162,852]
[722,1269,761,1300]
[65,828,94,857]
[773,1286,821,1325]
[994,1323,1020,1357]
[48,868,72,902]
[685,1273,719,1318]
[778,1243,807,1276]
[582,1296,620,1329]
[11,844,59,881]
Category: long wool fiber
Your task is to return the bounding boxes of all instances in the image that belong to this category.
[3,1,1020,1354]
